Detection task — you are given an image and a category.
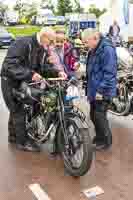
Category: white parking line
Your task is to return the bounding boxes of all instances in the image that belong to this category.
[29,184,51,200]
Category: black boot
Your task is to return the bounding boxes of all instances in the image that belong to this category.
[16,140,41,152]
[104,134,112,149]
[93,135,112,151]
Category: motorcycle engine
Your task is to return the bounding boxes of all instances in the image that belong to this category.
[41,91,57,112]
[28,114,47,140]
[36,115,46,136]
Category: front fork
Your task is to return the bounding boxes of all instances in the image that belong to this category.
[58,89,70,151]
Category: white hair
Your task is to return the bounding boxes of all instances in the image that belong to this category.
[82,28,100,40]
[39,27,55,37]
[37,27,56,44]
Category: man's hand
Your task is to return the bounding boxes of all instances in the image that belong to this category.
[58,71,67,80]
[73,62,80,71]
[96,92,103,100]
[48,56,56,64]
[32,73,42,82]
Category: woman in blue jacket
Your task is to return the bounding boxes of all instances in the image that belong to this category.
[82,29,117,151]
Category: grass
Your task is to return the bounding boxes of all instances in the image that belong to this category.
[6,25,66,38]
[7,25,42,37]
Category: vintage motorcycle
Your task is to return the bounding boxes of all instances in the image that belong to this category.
[109,69,133,116]
[108,35,133,116]
[13,77,93,177]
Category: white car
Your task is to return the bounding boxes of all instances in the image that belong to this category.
[44,16,57,26]
[4,12,19,26]
[36,16,44,25]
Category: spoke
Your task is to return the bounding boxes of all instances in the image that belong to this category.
[70,145,83,168]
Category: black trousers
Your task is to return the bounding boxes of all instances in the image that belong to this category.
[1,78,27,144]
[90,100,112,143]
[8,112,15,137]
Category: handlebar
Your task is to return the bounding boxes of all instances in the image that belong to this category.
[14,77,79,103]
[28,77,67,87]
[28,77,78,89]
[47,77,67,81]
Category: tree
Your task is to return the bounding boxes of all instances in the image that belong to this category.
[40,0,55,15]
[24,3,38,23]
[57,0,73,16]
[0,2,8,16]
[40,0,48,9]
[14,1,38,23]
[46,0,55,14]
[14,0,24,18]
[89,4,107,19]
[73,0,84,13]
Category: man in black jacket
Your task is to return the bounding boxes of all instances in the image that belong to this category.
[1,27,67,152]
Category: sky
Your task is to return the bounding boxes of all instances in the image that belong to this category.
[2,0,110,10]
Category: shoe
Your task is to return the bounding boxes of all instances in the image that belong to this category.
[93,136,112,151]
[95,142,112,151]
[8,136,16,144]
[16,141,41,152]
[49,151,59,158]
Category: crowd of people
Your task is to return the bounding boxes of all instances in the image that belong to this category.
[0,25,117,153]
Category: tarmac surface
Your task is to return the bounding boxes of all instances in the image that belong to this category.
[0,48,133,200]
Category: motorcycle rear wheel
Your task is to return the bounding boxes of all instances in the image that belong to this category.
[109,99,130,116]
[109,84,130,116]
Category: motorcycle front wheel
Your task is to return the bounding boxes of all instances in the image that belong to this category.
[57,117,93,177]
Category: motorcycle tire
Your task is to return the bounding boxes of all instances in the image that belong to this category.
[108,100,130,116]
[108,79,131,116]
[57,117,93,177]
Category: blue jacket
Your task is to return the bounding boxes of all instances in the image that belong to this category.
[86,37,117,101]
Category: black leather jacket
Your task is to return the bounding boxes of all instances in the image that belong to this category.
[1,34,61,86]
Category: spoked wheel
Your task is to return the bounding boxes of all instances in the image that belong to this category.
[109,83,130,116]
[57,118,93,177]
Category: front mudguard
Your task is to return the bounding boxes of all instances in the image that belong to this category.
[64,108,89,129]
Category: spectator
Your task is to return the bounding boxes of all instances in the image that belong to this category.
[108,20,121,46]
[109,20,120,37]
[82,29,117,151]
[53,31,80,78]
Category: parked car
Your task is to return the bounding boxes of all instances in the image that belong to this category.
[56,16,66,25]
[4,11,19,26]
[0,28,15,48]
[44,15,57,26]
[36,8,53,25]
